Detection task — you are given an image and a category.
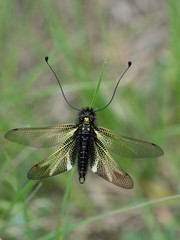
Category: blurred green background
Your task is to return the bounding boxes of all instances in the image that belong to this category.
[0,0,180,239]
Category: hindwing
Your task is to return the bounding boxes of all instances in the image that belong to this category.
[90,139,134,189]
[28,136,78,179]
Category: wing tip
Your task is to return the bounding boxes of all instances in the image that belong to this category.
[4,130,10,139]
[4,128,18,140]
[27,164,47,180]
[151,143,164,156]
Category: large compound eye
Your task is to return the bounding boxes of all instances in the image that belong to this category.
[89,116,93,122]
[80,115,84,121]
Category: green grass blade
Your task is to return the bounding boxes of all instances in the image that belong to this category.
[0,181,37,220]
[38,193,180,239]
[65,194,180,232]
[60,181,74,240]
[0,182,42,234]
[38,232,56,240]
[56,168,75,239]
[90,59,107,109]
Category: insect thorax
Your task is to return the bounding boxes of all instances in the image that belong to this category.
[77,107,97,136]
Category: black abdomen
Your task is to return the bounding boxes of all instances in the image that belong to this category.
[78,135,89,184]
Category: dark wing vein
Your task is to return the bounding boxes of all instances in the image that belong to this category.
[28,136,77,179]
[96,127,164,158]
[4,124,76,148]
[90,139,134,189]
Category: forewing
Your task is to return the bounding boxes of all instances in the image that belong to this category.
[90,139,134,189]
[4,124,76,148]
[28,136,78,179]
[96,127,164,158]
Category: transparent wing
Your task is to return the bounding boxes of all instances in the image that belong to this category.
[28,136,78,179]
[4,124,76,148]
[90,139,134,189]
[95,127,164,158]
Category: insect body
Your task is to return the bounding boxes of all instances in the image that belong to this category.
[75,110,96,184]
[4,57,164,188]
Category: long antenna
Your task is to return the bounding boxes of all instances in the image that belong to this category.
[95,61,132,112]
[45,57,81,111]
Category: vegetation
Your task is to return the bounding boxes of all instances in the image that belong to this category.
[0,1,180,239]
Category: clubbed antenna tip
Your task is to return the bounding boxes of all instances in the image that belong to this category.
[95,60,132,112]
[128,61,132,67]
[44,56,81,112]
